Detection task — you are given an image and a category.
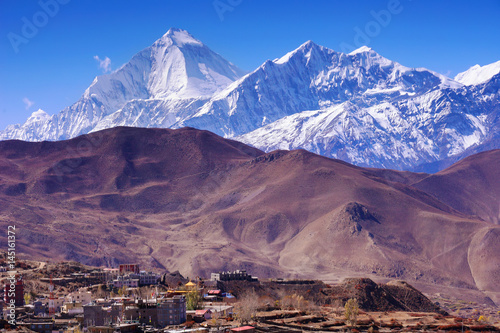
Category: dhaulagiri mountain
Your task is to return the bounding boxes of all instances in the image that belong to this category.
[0,127,499,304]
[2,28,500,172]
[1,28,246,141]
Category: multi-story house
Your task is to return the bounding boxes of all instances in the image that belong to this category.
[157,295,186,327]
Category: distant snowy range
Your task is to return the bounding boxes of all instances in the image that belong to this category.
[2,28,500,172]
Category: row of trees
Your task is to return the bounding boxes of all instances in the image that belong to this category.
[233,290,360,325]
[92,282,360,327]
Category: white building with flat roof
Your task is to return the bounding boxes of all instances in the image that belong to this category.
[113,276,139,288]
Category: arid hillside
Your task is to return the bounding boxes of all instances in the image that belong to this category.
[412,149,500,225]
[0,127,499,304]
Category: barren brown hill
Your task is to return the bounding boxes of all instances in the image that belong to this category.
[218,278,444,313]
[411,149,500,225]
[0,127,499,304]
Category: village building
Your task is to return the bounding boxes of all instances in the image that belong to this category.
[203,304,233,319]
[83,303,121,327]
[113,275,139,288]
[112,270,159,288]
[61,301,84,315]
[194,309,212,320]
[129,271,161,286]
[33,300,47,316]
[157,295,187,327]
[119,264,140,275]
[123,299,158,325]
[83,295,186,328]
[210,270,258,282]
[65,288,93,304]
[17,319,54,333]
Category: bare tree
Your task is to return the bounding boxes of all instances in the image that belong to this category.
[96,285,105,298]
[332,299,344,317]
[236,289,260,325]
[280,294,295,310]
[278,293,312,312]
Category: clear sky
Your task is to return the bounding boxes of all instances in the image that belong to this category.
[1,0,499,130]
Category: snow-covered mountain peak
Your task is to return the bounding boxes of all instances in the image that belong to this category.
[25,109,50,125]
[455,60,500,86]
[147,28,246,99]
[347,46,396,69]
[274,40,330,65]
[29,109,49,120]
[0,29,247,141]
[82,28,246,101]
[299,40,320,50]
[349,45,372,55]
[0,109,52,141]
[2,32,499,174]
[159,28,203,47]
[275,41,394,71]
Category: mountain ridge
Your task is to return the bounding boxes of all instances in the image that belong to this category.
[1,28,246,141]
[455,60,500,86]
[1,29,499,173]
[1,126,499,304]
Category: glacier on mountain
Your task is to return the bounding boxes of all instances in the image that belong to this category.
[455,60,500,86]
[1,28,246,141]
[1,28,499,172]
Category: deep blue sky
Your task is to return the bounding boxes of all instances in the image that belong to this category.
[1,0,499,130]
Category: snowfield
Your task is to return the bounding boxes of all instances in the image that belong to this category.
[1,28,499,172]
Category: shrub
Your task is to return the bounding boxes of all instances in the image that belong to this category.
[477,315,489,324]
[344,298,359,326]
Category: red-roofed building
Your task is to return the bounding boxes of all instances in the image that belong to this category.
[195,309,212,320]
[231,326,255,333]
[119,264,139,274]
